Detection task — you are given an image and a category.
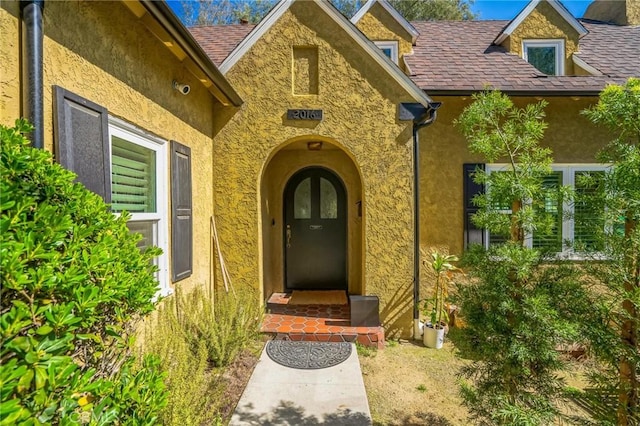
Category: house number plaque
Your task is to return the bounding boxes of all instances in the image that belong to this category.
[287,109,323,120]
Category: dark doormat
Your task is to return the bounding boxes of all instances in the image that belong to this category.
[266,340,352,370]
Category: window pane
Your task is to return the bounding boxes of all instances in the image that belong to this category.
[294,178,311,219]
[533,172,563,252]
[126,220,156,251]
[320,178,337,219]
[574,171,605,252]
[527,46,556,75]
[381,48,392,59]
[111,136,156,213]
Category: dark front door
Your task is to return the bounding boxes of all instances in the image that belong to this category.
[284,167,347,290]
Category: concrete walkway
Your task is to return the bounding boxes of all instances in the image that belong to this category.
[230,343,372,425]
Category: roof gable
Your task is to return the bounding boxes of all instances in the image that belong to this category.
[219,0,432,107]
[351,0,419,43]
[494,0,588,44]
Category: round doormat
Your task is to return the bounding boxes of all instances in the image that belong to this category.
[266,340,352,370]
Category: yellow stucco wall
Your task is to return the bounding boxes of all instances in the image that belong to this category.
[1,1,218,294]
[505,1,580,75]
[628,0,640,24]
[213,1,417,337]
[355,2,414,73]
[584,0,640,26]
[1,3,21,125]
[420,95,614,257]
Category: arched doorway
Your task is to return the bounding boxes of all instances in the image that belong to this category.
[283,167,347,291]
[259,137,364,299]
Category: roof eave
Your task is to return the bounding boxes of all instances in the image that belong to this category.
[222,0,432,107]
[423,88,602,97]
[351,0,419,44]
[134,0,243,107]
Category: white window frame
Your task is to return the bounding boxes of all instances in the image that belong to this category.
[484,164,609,257]
[108,117,171,297]
[374,41,399,64]
[522,39,565,76]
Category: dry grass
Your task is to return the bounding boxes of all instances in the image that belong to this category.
[359,337,470,426]
[359,332,595,425]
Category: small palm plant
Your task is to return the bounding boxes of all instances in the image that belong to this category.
[423,251,459,329]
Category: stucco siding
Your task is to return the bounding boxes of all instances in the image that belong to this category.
[3,1,218,294]
[213,1,417,337]
[355,2,414,71]
[506,1,580,75]
[420,95,613,257]
[1,4,21,125]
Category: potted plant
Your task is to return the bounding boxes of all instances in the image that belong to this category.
[422,251,458,349]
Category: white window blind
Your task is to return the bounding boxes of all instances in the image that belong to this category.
[111,136,156,213]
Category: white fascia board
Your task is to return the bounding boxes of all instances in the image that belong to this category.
[494,0,588,45]
[573,55,603,76]
[219,0,294,74]
[351,0,419,44]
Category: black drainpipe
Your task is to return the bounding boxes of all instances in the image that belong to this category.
[409,102,441,338]
[20,0,45,149]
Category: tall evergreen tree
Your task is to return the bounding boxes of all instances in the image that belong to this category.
[582,78,640,426]
[454,90,590,425]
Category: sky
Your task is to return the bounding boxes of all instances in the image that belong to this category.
[471,1,593,20]
[168,0,596,22]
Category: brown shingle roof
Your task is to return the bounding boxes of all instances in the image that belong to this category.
[406,19,640,94]
[577,20,640,78]
[190,18,639,95]
[189,24,255,66]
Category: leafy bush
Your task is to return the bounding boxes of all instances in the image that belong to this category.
[0,120,166,424]
[454,91,592,425]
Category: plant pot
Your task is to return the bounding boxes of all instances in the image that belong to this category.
[423,325,445,349]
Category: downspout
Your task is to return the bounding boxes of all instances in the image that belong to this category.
[412,102,441,339]
[20,0,45,149]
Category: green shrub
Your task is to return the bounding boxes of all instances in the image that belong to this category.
[176,287,262,367]
[0,120,166,424]
[142,287,262,425]
[143,295,218,426]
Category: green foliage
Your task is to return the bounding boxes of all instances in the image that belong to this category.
[355,342,377,358]
[458,245,591,425]
[454,93,592,424]
[174,287,262,367]
[421,251,458,327]
[455,90,561,245]
[143,295,220,426]
[389,0,476,21]
[178,0,475,25]
[581,78,640,424]
[142,287,263,425]
[0,120,166,424]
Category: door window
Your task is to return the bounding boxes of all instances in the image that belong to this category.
[294,177,311,219]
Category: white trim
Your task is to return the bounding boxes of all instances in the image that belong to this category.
[493,0,588,45]
[351,0,419,44]
[108,120,171,298]
[374,40,399,64]
[522,39,565,75]
[219,0,432,107]
[573,55,603,76]
[484,164,610,257]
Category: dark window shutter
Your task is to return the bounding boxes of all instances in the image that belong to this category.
[53,86,111,202]
[463,163,485,249]
[171,140,192,282]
